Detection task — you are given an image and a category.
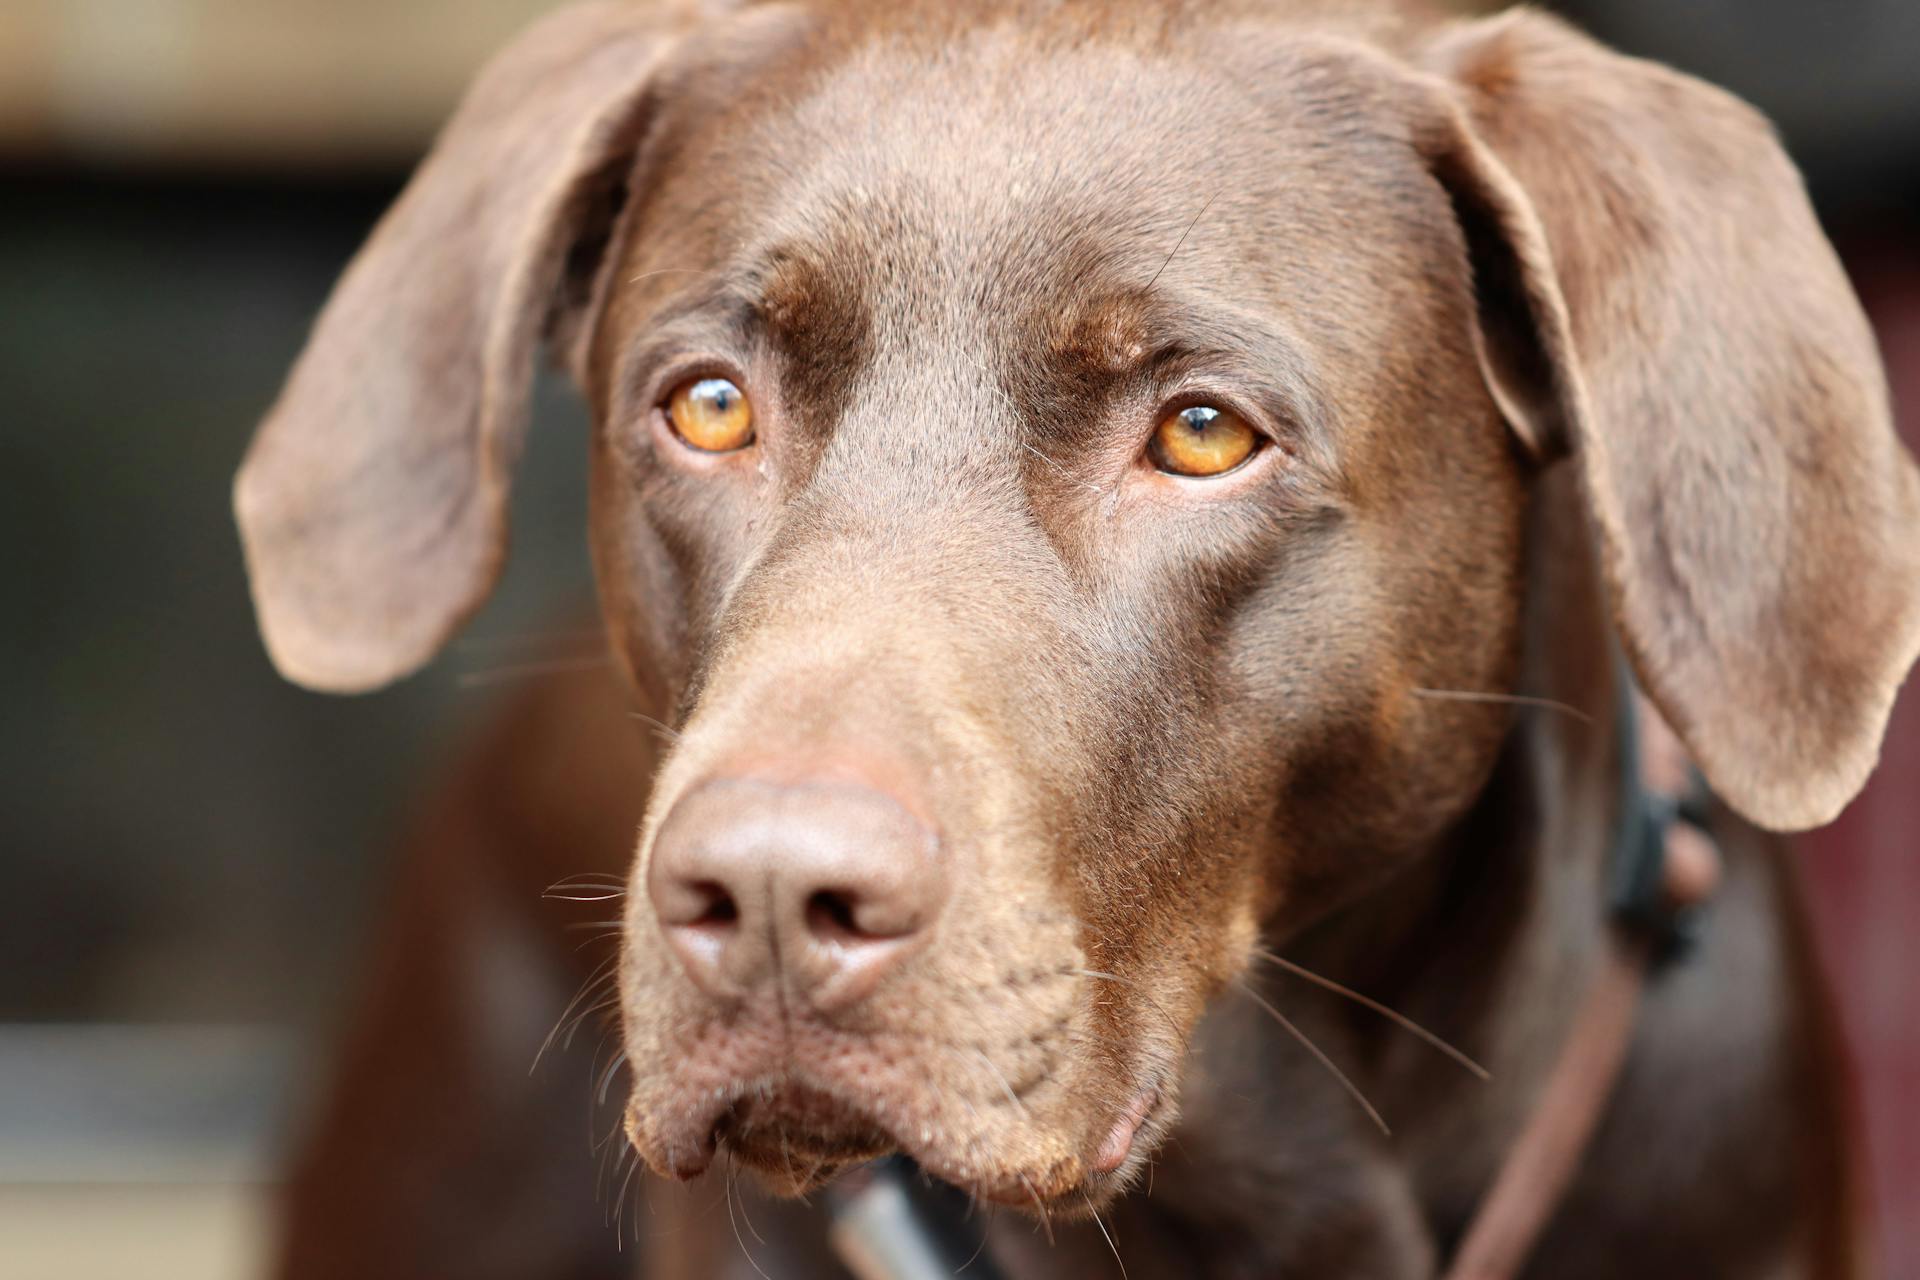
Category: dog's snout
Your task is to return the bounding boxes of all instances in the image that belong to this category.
[647,774,945,1010]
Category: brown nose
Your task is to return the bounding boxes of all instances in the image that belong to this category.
[646,775,945,1011]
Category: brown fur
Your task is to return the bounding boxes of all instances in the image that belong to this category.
[240,2,1919,1275]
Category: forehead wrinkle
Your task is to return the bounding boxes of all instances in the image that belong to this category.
[1006,279,1334,462]
[714,21,1360,488]
[1048,289,1157,380]
[736,226,890,479]
[747,21,1243,268]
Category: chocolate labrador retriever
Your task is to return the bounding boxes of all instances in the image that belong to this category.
[236,0,1920,1275]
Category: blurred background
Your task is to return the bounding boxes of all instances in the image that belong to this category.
[1,0,1914,1275]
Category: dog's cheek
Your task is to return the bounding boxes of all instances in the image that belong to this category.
[1197,568,1511,934]
[587,476,673,695]
[588,430,775,707]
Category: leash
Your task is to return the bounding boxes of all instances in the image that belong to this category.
[1441,674,1720,1280]
[828,673,1719,1280]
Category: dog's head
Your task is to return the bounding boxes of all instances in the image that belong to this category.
[237,0,1920,1210]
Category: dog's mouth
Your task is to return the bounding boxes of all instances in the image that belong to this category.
[627,1069,1167,1209]
[713,1084,893,1190]
[618,859,1183,1210]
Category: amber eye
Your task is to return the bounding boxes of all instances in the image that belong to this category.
[1148,405,1259,477]
[666,377,754,452]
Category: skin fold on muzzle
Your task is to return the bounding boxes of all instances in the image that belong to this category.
[236,0,1920,1265]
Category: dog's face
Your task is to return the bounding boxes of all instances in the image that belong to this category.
[235,0,1920,1217]
[594,14,1525,1202]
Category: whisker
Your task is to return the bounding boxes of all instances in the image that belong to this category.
[1084,1193,1129,1280]
[587,1025,617,1131]
[596,1051,629,1106]
[627,710,682,741]
[950,1074,1030,1209]
[1409,687,1593,726]
[1233,981,1390,1136]
[548,873,627,889]
[958,352,1022,416]
[457,654,612,688]
[1146,190,1220,291]
[561,994,622,1052]
[777,1125,805,1207]
[611,1145,640,1245]
[972,1048,1032,1123]
[593,1108,632,1155]
[1071,968,1182,1039]
[545,872,627,902]
[956,1209,993,1273]
[534,954,620,1073]
[456,626,607,653]
[725,1159,774,1280]
[1018,1173,1055,1246]
[628,266,724,286]
[1018,440,1105,496]
[731,1157,768,1247]
[595,1121,627,1219]
[1253,948,1489,1081]
[595,1113,615,1200]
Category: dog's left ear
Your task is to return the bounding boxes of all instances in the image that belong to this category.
[235,2,699,694]
[1414,12,1920,831]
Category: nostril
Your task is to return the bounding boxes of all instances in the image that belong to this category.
[805,889,862,943]
[651,869,750,996]
[804,886,924,944]
[653,870,743,934]
[682,880,739,930]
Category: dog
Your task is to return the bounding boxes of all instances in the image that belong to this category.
[235,1,1920,1275]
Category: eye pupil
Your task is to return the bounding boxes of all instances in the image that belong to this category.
[1149,403,1258,477]
[667,376,755,452]
[1178,406,1218,433]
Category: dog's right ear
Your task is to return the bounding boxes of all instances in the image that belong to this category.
[1412,12,1920,831]
[235,2,697,693]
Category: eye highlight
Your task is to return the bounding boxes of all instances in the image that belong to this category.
[666,377,755,452]
[1148,405,1259,477]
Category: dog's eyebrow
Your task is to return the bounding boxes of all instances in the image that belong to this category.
[1026,291,1331,452]
[746,246,876,440]
[1150,300,1330,437]
[611,243,873,383]
[609,283,760,411]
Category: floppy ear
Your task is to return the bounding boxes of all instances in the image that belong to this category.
[1417,12,1920,831]
[234,2,692,693]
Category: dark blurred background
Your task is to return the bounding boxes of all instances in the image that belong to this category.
[1,1,1914,1274]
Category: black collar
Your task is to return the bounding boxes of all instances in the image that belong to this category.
[1606,665,1714,958]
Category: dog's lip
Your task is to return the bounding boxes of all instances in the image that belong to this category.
[624,1080,893,1185]
[629,1072,1161,1205]
[624,1090,726,1180]
[720,1084,892,1167]
[1092,1086,1160,1175]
